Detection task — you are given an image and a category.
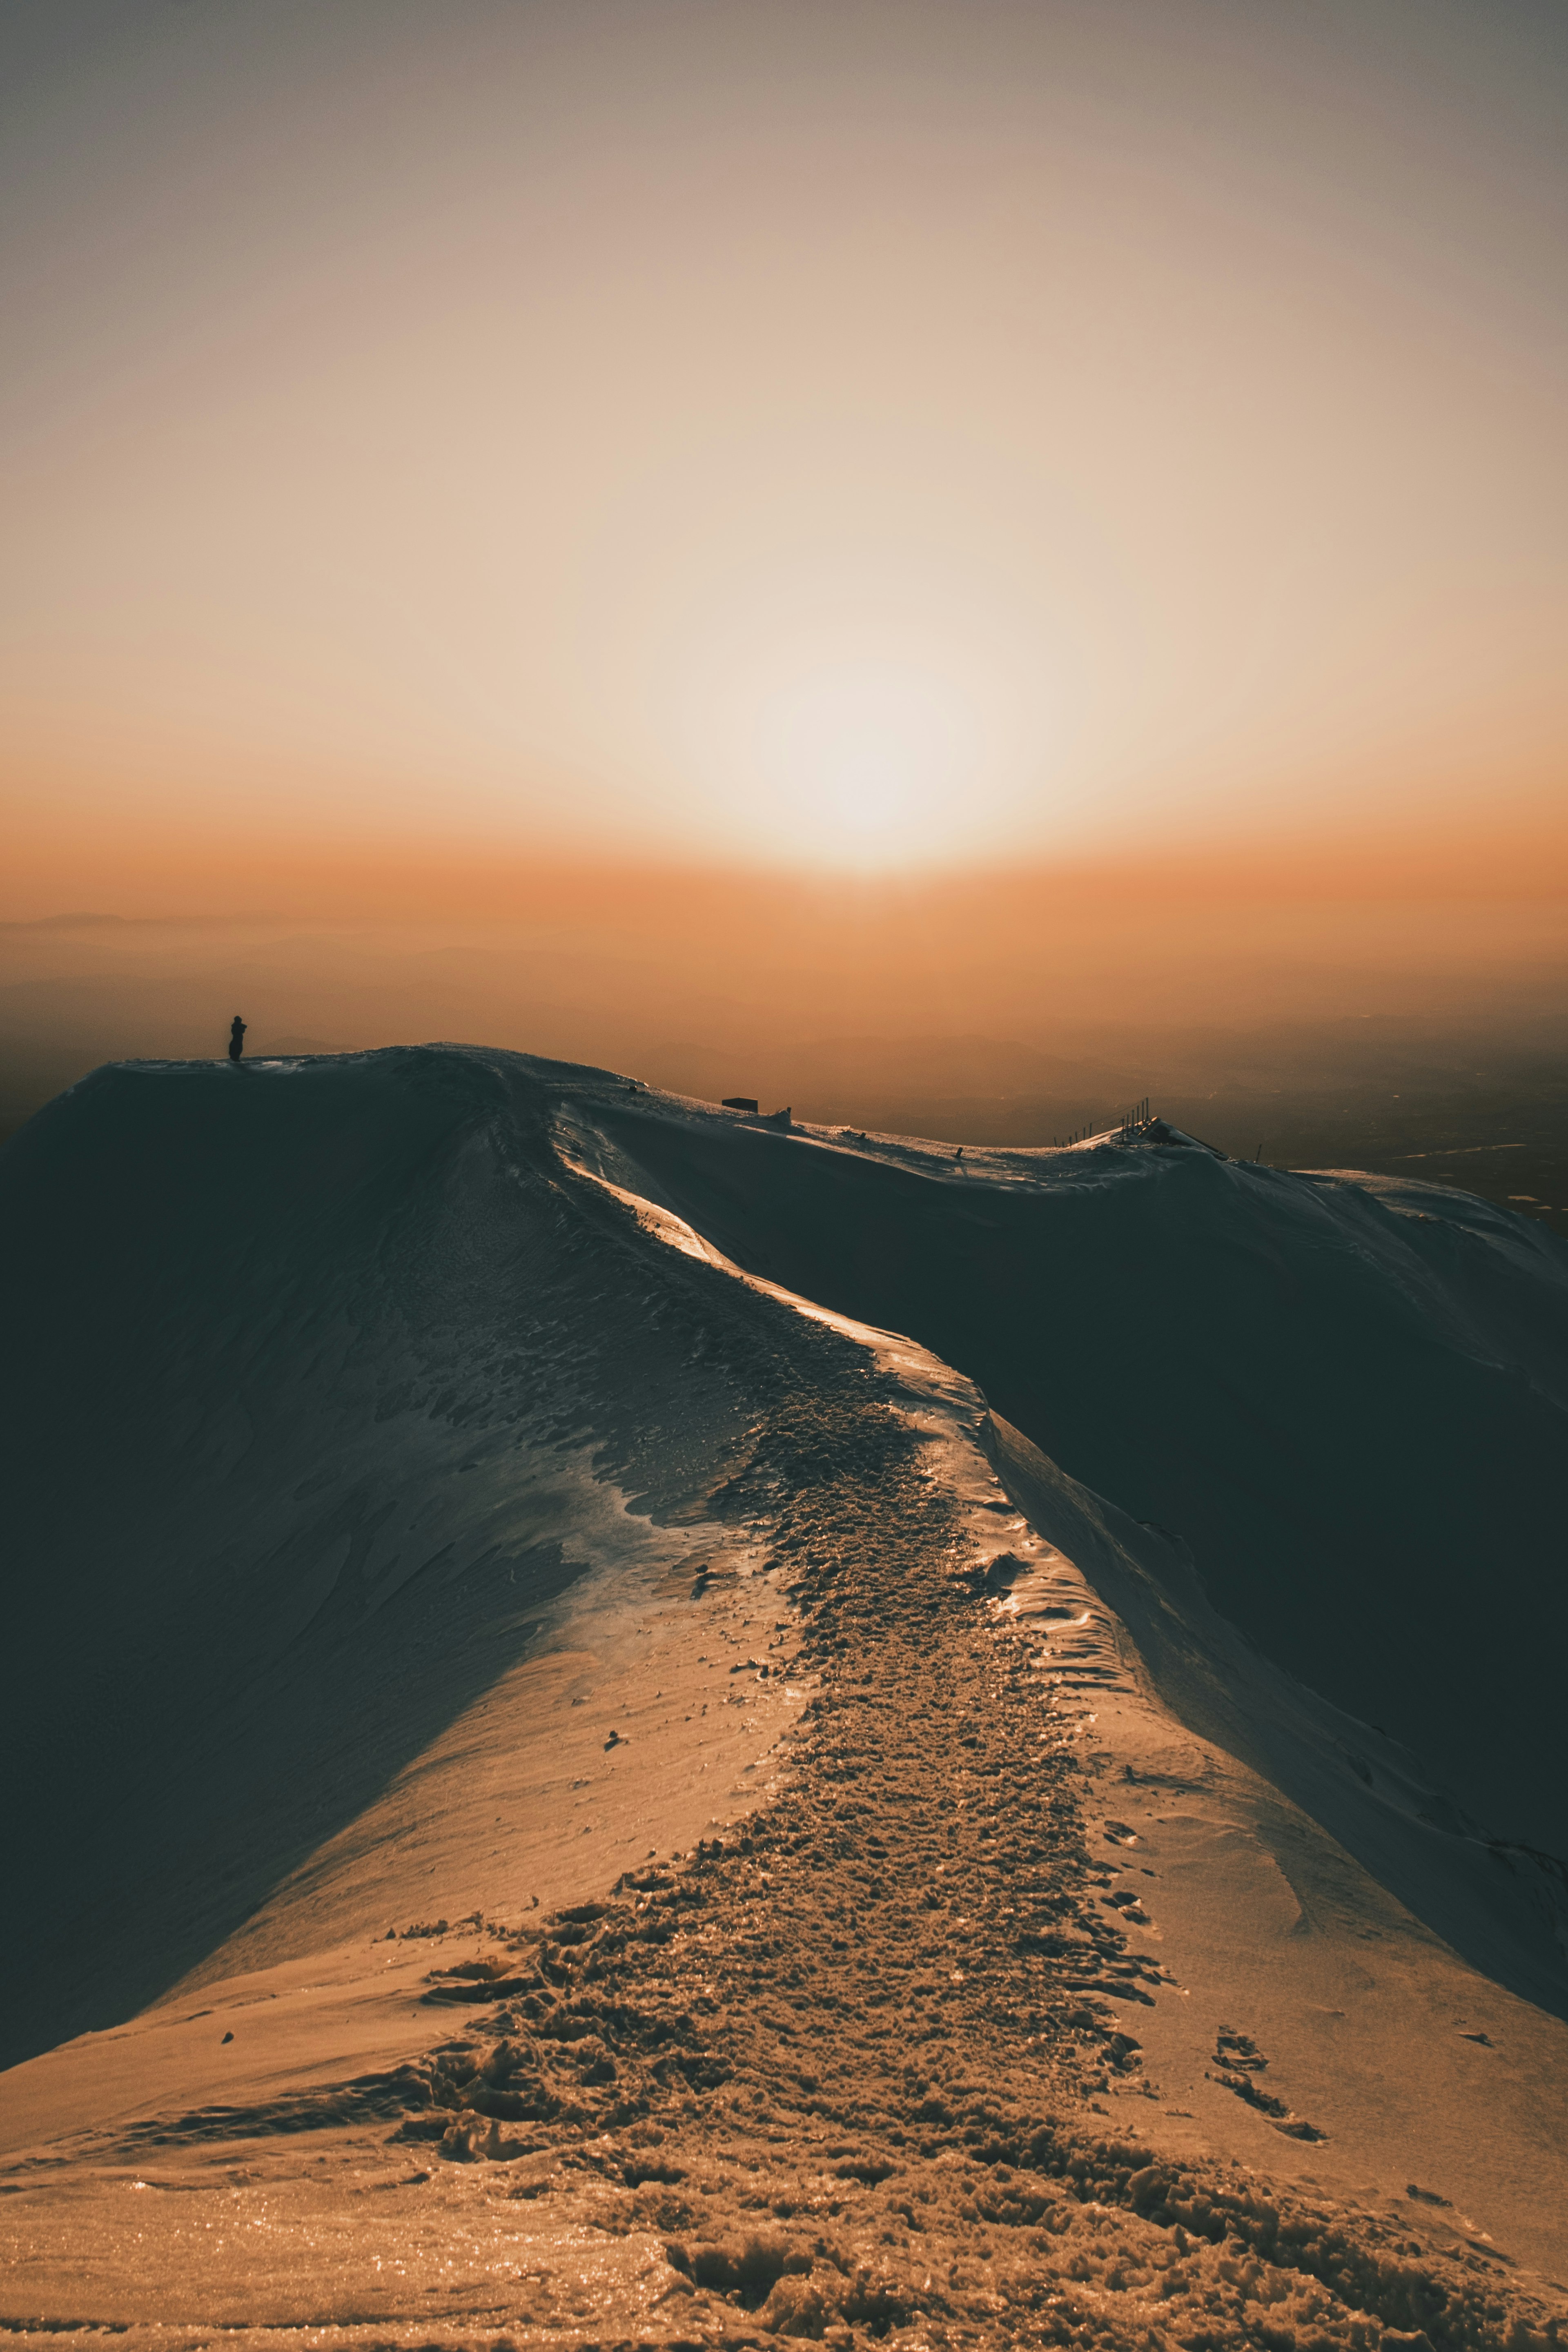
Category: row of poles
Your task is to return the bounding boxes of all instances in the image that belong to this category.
[1052,1097,1154,1149]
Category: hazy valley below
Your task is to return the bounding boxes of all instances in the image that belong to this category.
[4,909,1566,1236]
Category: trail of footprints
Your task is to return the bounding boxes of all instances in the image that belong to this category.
[1206,2026,1330,2145]
[336,1394,1555,2348]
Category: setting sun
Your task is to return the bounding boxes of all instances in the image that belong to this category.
[748,664,989,863]
[3,0,1564,898]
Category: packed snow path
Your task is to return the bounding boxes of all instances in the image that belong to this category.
[7,1389,1561,2346]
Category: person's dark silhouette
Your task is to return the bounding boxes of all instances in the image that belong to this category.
[228,1015,246,1063]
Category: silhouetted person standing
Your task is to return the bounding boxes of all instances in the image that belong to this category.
[228,1015,246,1063]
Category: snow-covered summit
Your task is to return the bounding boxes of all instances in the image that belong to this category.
[2,1043,1565,2069]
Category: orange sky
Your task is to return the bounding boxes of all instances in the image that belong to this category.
[2,0,1565,917]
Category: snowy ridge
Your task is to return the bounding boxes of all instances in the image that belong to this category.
[3,1042,1568,2325]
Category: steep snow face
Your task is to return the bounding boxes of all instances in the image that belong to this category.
[0,1047,873,2064]
[560,1091,1568,1875]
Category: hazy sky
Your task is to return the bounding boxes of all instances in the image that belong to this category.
[3,0,1565,907]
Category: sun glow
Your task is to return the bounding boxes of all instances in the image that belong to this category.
[670,610,1051,872]
[3,0,1565,902]
[757,665,982,860]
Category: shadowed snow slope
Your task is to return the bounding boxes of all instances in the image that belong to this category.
[560,1082,1568,2003]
